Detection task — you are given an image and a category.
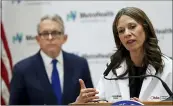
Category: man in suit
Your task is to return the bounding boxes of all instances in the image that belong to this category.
[9,14,93,105]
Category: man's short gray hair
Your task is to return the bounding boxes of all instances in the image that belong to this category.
[37,14,65,34]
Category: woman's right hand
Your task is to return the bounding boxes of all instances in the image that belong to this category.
[75,79,99,103]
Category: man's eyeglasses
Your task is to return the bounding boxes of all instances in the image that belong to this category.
[39,30,63,39]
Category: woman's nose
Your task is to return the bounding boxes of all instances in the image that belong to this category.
[124,29,131,38]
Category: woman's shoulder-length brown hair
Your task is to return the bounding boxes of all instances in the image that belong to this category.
[111,7,163,73]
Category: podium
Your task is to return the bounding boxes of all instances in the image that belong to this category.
[142,101,173,105]
[70,101,173,105]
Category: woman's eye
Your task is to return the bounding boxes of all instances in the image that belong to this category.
[129,24,136,29]
[118,29,124,34]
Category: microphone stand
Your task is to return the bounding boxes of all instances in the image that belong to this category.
[104,75,173,101]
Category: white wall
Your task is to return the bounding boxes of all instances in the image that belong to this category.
[2,1,172,87]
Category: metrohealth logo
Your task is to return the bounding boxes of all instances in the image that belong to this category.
[12,32,23,43]
[67,11,77,21]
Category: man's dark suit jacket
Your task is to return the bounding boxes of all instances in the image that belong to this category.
[9,51,93,105]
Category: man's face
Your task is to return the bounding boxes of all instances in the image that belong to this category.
[36,19,67,58]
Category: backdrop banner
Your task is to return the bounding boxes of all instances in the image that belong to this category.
[2,1,172,86]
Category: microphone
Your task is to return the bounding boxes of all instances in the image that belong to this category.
[104,73,173,101]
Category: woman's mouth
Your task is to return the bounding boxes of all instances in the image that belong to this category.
[127,40,136,44]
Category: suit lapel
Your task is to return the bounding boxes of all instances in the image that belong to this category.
[116,61,130,100]
[34,51,57,105]
[62,51,75,104]
[139,64,156,100]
